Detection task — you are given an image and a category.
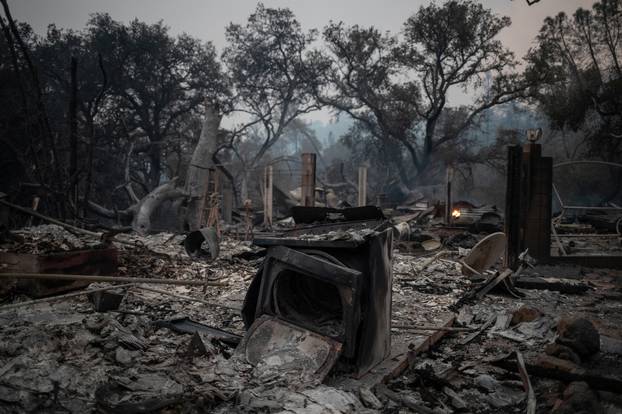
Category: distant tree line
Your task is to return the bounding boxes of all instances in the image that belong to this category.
[0,0,620,222]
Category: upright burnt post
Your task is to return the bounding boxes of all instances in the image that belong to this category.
[504,134,553,268]
[358,166,367,207]
[445,166,454,225]
[505,145,523,270]
[263,165,273,228]
[301,153,316,207]
[523,142,552,261]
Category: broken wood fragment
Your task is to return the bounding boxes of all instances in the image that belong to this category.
[375,384,436,414]
[476,269,513,299]
[419,250,452,270]
[460,315,495,345]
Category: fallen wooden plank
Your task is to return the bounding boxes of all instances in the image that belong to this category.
[514,276,590,294]
[335,314,456,390]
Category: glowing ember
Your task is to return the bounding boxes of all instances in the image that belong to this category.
[451,209,461,218]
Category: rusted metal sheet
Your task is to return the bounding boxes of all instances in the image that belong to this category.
[0,247,118,297]
[236,315,342,384]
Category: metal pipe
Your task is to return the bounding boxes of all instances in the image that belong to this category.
[560,206,622,211]
[552,184,565,209]
[132,285,241,311]
[555,234,621,238]
[553,160,622,169]
[0,283,134,312]
[0,272,224,287]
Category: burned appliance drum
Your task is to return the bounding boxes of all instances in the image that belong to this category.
[243,229,393,378]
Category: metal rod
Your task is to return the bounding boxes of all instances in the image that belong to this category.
[560,206,622,211]
[132,285,241,311]
[0,272,224,286]
[554,160,622,169]
[550,222,568,256]
[0,283,135,312]
[555,234,621,238]
[0,198,142,248]
[552,184,565,209]
[0,198,101,238]
[392,324,474,332]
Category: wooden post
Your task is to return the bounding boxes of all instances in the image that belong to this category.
[358,166,367,207]
[263,165,273,228]
[505,140,553,268]
[301,153,316,207]
[445,166,454,225]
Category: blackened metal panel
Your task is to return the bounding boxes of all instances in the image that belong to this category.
[355,228,393,378]
[255,246,362,358]
[291,206,384,224]
[241,266,263,329]
[236,315,342,385]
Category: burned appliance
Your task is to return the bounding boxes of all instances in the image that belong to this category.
[241,225,393,378]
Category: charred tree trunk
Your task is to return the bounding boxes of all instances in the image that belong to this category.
[147,142,162,189]
[133,178,185,234]
[184,106,221,231]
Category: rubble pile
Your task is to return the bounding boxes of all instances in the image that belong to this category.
[0,219,621,413]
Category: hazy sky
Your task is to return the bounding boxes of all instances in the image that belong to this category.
[7,0,597,122]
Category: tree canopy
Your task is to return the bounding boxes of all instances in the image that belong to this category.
[526,0,622,162]
[320,0,530,186]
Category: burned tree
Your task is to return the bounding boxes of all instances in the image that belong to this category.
[217,4,326,200]
[100,15,227,191]
[184,106,221,231]
[526,0,622,163]
[321,0,529,186]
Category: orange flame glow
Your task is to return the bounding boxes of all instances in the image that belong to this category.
[451,209,461,218]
